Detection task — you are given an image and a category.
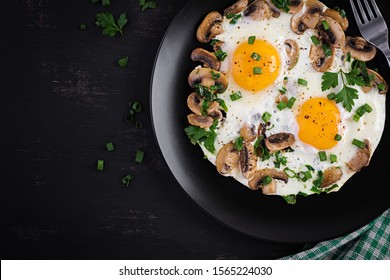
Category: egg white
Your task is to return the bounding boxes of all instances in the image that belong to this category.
[197,7,386,196]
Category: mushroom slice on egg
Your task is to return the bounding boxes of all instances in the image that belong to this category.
[343,36,377,62]
[361,69,388,95]
[196,11,224,43]
[347,140,371,172]
[207,101,223,120]
[288,0,304,14]
[284,39,300,70]
[187,114,214,129]
[240,124,257,142]
[240,141,257,179]
[265,133,295,152]
[264,0,281,18]
[248,169,289,191]
[320,167,343,188]
[224,0,249,16]
[216,143,240,175]
[317,16,345,48]
[309,44,335,72]
[322,8,349,31]
[188,67,228,93]
[290,0,324,34]
[187,92,204,115]
[191,48,221,70]
[243,0,272,21]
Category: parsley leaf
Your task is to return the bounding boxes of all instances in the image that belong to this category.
[334,86,359,112]
[118,56,129,68]
[140,0,157,12]
[321,63,366,111]
[184,120,219,153]
[95,12,127,36]
[102,0,110,6]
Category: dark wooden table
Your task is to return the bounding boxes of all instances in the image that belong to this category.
[7,0,375,260]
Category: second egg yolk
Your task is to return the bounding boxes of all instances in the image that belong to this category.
[296,98,340,150]
[232,39,281,93]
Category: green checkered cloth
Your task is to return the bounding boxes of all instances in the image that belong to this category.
[281,208,390,260]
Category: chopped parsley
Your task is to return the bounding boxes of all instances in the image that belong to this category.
[271,0,291,13]
[118,56,129,68]
[283,194,297,205]
[185,120,219,153]
[226,13,242,24]
[234,136,244,151]
[121,173,134,187]
[139,0,157,12]
[215,49,228,61]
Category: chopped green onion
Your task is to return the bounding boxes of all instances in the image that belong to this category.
[378,83,386,91]
[334,134,342,141]
[322,20,330,30]
[310,36,320,45]
[277,101,286,110]
[253,67,262,75]
[121,173,134,187]
[352,139,366,149]
[364,103,373,113]
[211,70,221,80]
[305,165,315,172]
[97,160,104,171]
[262,111,272,123]
[330,154,338,163]
[234,136,244,151]
[318,151,327,162]
[216,99,228,112]
[248,36,256,45]
[283,195,296,205]
[279,87,287,94]
[125,113,134,122]
[286,97,296,109]
[353,114,361,122]
[262,175,272,186]
[102,0,110,6]
[313,170,324,189]
[105,142,114,152]
[210,39,221,46]
[135,150,144,163]
[327,92,336,100]
[226,13,241,24]
[298,191,308,197]
[300,170,312,182]
[230,91,242,101]
[325,184,339,193]
[284,167,296,178]
[135,120,143,129]
[297,78,308,86]
[210,84,223,91]
[322,43,333,58]
[215,49,227,61]
[283,76,288,82]
[129,101,142,113]
[118,56,129,68]
[80,24,87,30]
[346,52,352,62]
[250,52,261,61]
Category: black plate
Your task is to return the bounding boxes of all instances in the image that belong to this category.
[150,0,390,243]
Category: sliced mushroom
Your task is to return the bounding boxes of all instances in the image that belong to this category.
[187,92,204,115]
[343,36,377,62]
[265,133,295,152]
[309,44,335,72]
[320,167,343,188]
[224,0,249,16]
[191,48,220,70]
[284,39,299,70]
[248,168,288,190]
[290,0,323,34]
[216,143,240,175]
[347,140,371,172]
[264,0,281,18]
[258,122,267,137]
[317,16,345,48]
[243,0,271,21]
[188,67,228,93]
[361,69,388,94]
[207,101,223,120]
[240,124,257,142]
[187,114,214,128]
[240,141,257,179]
[196,11,224,43]
[288,0,304,14]
[322,8,349,31]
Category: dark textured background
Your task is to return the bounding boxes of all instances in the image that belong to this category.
[0,0,387,260]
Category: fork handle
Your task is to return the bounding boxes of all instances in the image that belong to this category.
[378,43,390,68]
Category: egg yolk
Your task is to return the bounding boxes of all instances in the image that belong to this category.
[232,39,280,93]
[296,98,340,150]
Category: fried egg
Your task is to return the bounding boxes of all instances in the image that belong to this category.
[186,0,387,202]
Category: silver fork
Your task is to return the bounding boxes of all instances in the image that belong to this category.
[349,0,390,66]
